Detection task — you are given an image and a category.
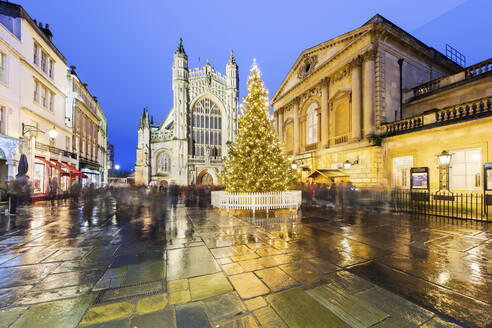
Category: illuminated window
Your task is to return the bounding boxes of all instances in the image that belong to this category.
[192,98,222,157]
[393,156,413,189]
[157,152,171,173]
[450,148,481,190]
[306,103,318,144]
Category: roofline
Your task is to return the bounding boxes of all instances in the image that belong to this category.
[271,14,461,105]
[0,1,67,63]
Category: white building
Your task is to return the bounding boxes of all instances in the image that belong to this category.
[135,40,239,186]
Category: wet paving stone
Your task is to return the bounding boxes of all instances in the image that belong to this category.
[217,314,260,328]
[221,262,244,275]
[35,269,104,290]
[324,270,374,294]
[100,281,163,302]
[189,272,233,301]
[1,248,57,266]
[0,306,28,328]
[253,306,287,328]
[350,261,491,327]
[167,246,220,280]
[244,296,267,311]
[255,267,298,291]
[175,302,209,328]
[307,283,389,328]
[136,293,168,314]
[82,318,129,328]
[16,285,91,305]
[168,279,188,293]
[0,263,59,289]
[80,301,134,326]
[202,292,246,323]
[13,295,95,328]
[229,272,269,299]
[169,290,191,305]
[0,285,32,308]
[123,261,166,286]
[130,309,175,327]
[266,287,344,328]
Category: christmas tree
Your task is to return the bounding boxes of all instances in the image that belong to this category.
[220,60,297,192]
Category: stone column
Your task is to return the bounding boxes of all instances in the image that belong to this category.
[363,49,376,137]
[320,78,330,148]
[293,98,300,154]
[278,109,284,143]
[351,57,362,140]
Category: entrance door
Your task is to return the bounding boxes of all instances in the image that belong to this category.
[199,173,213,185]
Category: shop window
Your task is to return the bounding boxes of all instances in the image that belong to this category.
[450,148,482,190]
[393,156,413,189]
[33,163,44,193]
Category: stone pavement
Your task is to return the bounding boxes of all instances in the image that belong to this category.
[0,197,490,327]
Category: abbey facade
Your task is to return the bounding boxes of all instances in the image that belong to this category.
[135,40,239,186]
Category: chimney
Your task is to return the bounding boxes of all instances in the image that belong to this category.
[39,22,53,41]
[83,83,88,88]
[70,65,76,74]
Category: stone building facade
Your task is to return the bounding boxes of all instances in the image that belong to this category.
[135,40,239,186]
[272,14,462,188]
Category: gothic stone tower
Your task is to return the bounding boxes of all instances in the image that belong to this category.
[135,39,239,186]
[135,108,151,185]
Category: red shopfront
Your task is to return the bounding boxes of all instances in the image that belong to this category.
[32,156,85,199]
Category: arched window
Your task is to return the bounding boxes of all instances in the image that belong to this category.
[157,152,171,173]
[306,103,318,144]
[192,98,222,157]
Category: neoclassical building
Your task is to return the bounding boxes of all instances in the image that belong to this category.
[272,14,463,188]
[135,40,239,186]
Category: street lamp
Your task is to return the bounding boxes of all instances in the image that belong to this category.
[291,163,298,170]
[48,126,58,139]
[437,150,452,191]
[115,164,120,170]
[438,150,452,166]
[343,158,359,169]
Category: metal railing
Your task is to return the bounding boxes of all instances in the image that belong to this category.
[211,190,302,216]
[35,142,77,159]
[391,189,490,221]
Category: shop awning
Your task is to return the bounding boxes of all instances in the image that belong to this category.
[307,169,349,179]
[53,160,88,178]
[35,156,69,176]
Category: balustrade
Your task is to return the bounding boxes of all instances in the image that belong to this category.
[435,96,492,123]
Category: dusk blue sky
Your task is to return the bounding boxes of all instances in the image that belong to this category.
[17,0,492,170]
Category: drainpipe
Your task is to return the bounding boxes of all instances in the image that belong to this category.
[397,58,404,120]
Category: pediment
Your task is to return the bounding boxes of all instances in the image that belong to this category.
[272,26,369,105]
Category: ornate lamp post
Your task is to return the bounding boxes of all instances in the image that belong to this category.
[437,150,452,191]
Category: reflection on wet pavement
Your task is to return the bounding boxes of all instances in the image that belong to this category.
[0,195,490,327]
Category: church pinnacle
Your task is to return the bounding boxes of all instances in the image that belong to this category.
[176,38,186,55]
[228,50,237,65]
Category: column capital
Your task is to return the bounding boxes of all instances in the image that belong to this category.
[319,77,330,88]
[292,96,301,106]
[363,48,378,62]
[349,55,364,69]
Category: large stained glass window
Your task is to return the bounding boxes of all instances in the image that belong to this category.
[192,98,222,157]
[157,152,171,173]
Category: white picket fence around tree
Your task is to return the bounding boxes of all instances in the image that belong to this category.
[211,190,302,216]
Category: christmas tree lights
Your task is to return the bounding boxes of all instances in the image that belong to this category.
[220,60,297,192]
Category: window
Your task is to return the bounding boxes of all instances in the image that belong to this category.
[41,52,47,73]
[0,106,6,134]
[393,156,413,189]
[33,43,39,65]
[41,87,47,107]
[65,136,70,151]
[306,103,318,144]
[49,60,54,78]
[0,53,6,84]
[450,148,482,190]
[157,152,171,173]
[192,98,222,157]
[49,92,54,111]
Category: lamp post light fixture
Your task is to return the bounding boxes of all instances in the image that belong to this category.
[115,164,120,170]
[291,163,298,170]
[437,150,453,191]
[343,158,359,169]
[48,126,58,139]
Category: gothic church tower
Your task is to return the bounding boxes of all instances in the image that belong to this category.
[135,108,151,185]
